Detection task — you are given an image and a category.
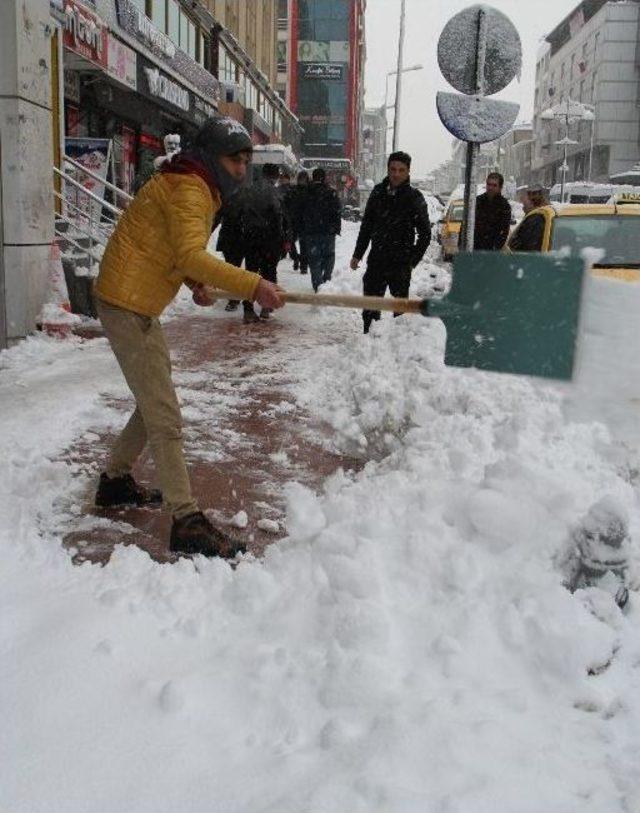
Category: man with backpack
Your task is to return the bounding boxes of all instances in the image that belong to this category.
[299,167,342,292]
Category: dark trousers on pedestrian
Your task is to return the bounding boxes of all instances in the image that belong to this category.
[298,234,309,272]
[362,263,412,334]
[243,247,278,312]
[307,234,336,291]
[222,250,244,308]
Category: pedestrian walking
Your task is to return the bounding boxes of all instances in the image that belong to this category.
[350,151,431,333]
[292,170,310,274]
[507,185,553,252]
[277,170,299,268]
[300,167,342,292]
[216,191,245,312]
[474,172,512,251]
[93,116,284,558]
[238,163,287,322]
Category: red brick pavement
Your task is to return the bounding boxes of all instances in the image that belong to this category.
[63,310,361,564]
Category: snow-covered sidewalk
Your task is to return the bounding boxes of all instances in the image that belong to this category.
[2,223,640,812]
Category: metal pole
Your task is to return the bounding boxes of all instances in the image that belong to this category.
[392,0,406,152]
[587,117,595,184]
[561,106,569,203]
[461,6,487,252]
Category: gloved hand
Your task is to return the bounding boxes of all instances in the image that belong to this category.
[192,283,215,306]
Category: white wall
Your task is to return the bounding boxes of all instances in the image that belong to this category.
[0,0,54,343]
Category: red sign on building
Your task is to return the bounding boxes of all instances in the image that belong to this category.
[63,0,108,68]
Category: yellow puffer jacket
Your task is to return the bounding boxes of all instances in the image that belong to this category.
[95,172,261,316]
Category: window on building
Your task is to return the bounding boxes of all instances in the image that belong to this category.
[218,46,237,84]
[262,1,273,78]
[131,0,145,13]
[277,40,287,73]
[245,77,258,111]
[298,0,349,41]
[151,0,165,29]
[168,0,179,43]
[187,18,196,59]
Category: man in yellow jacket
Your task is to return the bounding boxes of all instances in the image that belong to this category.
[94,116,283,558]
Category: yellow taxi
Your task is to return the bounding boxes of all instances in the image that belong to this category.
[508,193,640,281]
[438,199,464,261]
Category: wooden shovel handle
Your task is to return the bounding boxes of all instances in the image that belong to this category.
[205,287,427,315]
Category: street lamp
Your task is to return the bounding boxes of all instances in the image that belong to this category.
[540,98,595,202]
[383,64,424,155]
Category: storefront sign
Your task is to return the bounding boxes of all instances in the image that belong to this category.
[64,69,81,104]
[140,62,190,112]
[115,0,176,59]
[193,96,217,125]
[301,63,344,81]
[63,0,107,66]
[107,34,137,91]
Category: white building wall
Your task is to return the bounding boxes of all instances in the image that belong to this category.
[0,0,55,344]
[532,1,640,184]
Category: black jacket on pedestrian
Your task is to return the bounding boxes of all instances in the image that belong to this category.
[235,180,285,256]
[508,207,550,252]
[474,192,512,250]
[353,178,431,269]
[216,193,243,258]
[300,181,342,237]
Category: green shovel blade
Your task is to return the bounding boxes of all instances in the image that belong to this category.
[428,252,584,380]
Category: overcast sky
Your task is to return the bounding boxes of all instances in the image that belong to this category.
[364,0,581,176]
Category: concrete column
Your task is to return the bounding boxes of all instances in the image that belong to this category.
[0,0,55,345]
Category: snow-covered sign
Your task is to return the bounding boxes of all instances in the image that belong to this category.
[436,93,519,144]
[436,4,522,251]
[438,4,521,97]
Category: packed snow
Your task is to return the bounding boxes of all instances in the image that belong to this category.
[1,222,640,812]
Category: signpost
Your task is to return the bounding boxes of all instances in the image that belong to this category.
[436,5,522,250]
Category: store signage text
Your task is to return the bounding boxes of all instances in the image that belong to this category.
[115,0,176,59]
[64,0,106,65]
[143,66,189,111]
[301,63,344,81]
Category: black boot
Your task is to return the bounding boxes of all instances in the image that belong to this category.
[225,300,240,312]
[95,473,162,508]
[170,511,246,558]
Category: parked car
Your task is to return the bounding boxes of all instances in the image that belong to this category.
[507,196,640,281]
[438,198,464,261]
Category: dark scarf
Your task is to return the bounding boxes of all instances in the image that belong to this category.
[161,151,241,204]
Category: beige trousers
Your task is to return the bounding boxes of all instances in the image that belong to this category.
[97,299,198,518]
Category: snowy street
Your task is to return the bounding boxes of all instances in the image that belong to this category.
[2,222,640,811]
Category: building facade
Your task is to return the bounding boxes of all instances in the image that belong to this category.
[360,106,387,186]
[284,0,366,181]
[532,0,640,186]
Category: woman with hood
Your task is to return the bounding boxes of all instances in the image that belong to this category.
[94,116,283,558]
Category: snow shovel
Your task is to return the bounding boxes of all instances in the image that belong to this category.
[208,252,585,380]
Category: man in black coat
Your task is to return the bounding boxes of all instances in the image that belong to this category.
[474,172,512,251]
[237,163,286,321]
[299,167,342,292]
[350,151,431,333]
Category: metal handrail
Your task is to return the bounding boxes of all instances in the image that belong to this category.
[63,154,134,203]
[53,189,118,232]
[54,209,109,248]
[54,225,103,264]
[53,166,124,218]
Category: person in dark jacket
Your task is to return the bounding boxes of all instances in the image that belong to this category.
[292,170,310,274]
[300,168,342,292]
[350,151,431,333]
[277,171,300,268]
[216,194,245,312]
[474,172,512,250]
[507,185,552,252]
[237,163,286,321]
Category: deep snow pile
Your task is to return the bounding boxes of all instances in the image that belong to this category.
[2,225,640,811]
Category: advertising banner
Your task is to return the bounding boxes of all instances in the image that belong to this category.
[301,63,344,81]
[64,137,112,223]
[63,0,107,68]
[106,34,137,91]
